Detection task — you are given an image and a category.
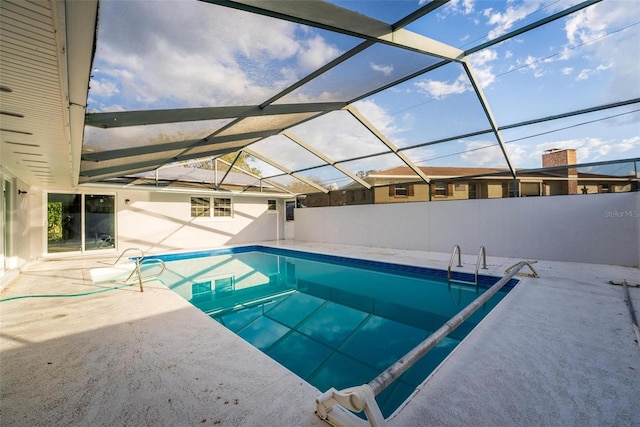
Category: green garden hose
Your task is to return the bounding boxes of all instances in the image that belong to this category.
[0,279,162,303]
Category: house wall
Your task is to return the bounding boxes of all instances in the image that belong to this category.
[294,191,640,267]
[486,183,503,198]
[21,187,285,261]
[115,190,283,254]
[0,172,32,288]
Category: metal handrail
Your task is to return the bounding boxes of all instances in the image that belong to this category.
[316,261,529,427]
[125,258,166,292]
[474,246,488,286]
[112,247,144,266]
[447,244,462,280]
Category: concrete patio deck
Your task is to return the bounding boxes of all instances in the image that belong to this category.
[1,241,639,426]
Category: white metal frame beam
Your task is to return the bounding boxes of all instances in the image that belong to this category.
[85,102,346,129]
[215,158,294,194]
[346,105,432,184]
[461,59,516,179]
[282,130,371,190]
[243,148,329,194]
[204,0,464,61]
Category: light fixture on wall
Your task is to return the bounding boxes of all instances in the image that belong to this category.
[124,198,130,204]
[18,189,27,195]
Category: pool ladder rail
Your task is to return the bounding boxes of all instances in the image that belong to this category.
[447,245,488,287]
[113,248,166,292]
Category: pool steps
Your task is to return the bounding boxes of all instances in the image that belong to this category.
[447,245,489,287]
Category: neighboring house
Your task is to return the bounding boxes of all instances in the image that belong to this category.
[343,149,637,205]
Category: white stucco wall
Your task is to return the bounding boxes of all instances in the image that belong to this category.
[21,187,286,261]
[1,174,32,288]
[294,192,640,267]
[116,190,284,253]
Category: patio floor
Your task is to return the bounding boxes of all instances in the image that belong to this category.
[1,241,639,426]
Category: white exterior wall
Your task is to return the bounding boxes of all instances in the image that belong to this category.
[1,174,32,287]
[116,190,284,253]
[294,192,640,267]
[20,187,286,261]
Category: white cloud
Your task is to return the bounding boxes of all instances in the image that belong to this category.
[370,63,394,76]
[288,110,389,163]
[576,63,613,81]
[561,2,640,99]
[561,67,573,75]
[467,49,498,88]
[517,55,546,78]
[471,49,498,66]
[441,0,475,16]
[564,7,608,46]
[89,0,343,111]
[618,136,640,152]
[527,135,639,165]
[88,78,120,98]
[297,36,342,72]
[459,140,509,167]
[576,69,590,81]
[353,99,400,137]
[415,74,471,99]
[484,1,542,40]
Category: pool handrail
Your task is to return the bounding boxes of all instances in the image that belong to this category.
[124,258,166,292]
[112,248,166,292]
[112,247,144,266]
[447,244,462,280]
[474,246,488,285]
[316,260,529,427]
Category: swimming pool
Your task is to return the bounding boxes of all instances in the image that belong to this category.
[149,246,517,418]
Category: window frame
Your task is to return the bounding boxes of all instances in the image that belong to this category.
[433,182,448,197]
[394,186,408,197]
[389,184,414,198]
[213,197,233,218]
[190,196,211,218]
[190,196,233,219]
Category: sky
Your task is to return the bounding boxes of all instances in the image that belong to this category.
[85,0,640,187]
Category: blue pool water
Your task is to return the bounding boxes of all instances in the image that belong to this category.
[150,246,517,418]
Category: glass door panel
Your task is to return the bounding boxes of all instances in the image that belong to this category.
[47,193,82,253]
[85,194,115,251]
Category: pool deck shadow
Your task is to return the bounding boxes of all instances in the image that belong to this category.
[1,241,639,426]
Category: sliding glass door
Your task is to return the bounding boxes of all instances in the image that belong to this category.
[47,193,115,253]
[84,194,115,251]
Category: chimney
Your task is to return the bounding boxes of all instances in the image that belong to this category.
[542,148,577,194]
[542,148,576,169]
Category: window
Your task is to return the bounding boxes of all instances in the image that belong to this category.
[214,197,232,217]
[191,196,232,218]
[434,183,448,197]
[389,184,414,198]
[267,199,277,211]
[454,183,466,191]
[286,201,295,221]
[395,186,408,197]
[598,184,612,193]
[191,197,210,218]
